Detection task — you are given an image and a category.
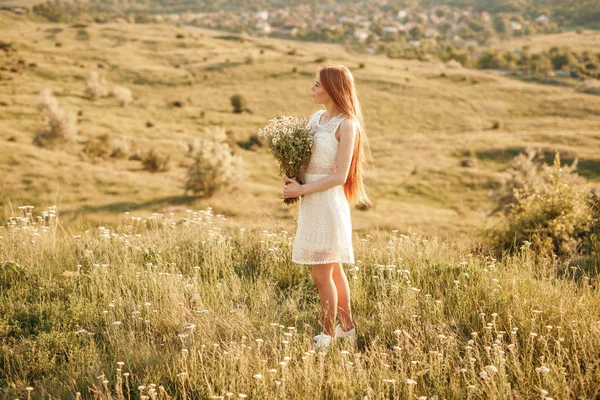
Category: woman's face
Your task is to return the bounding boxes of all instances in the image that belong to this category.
[311,74,330,104]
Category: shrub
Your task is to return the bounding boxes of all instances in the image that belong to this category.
[112,86,133,107]
[85,70,109,100]
[82,133,111,160]
[575,80,600,95]
[141,149,170,172]
[82,134,130,161]
[184,126,246,197]
[446,59,463,69]
[34,89,77,147]
[110,136,130,158]
[491,147,544,214]
[488,152,598,263]
[230,94,248,114]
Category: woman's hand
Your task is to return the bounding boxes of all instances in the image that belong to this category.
[280,176,304,199]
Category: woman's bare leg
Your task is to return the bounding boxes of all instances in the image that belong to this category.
[311,264,337,337]
[332,263,354,331]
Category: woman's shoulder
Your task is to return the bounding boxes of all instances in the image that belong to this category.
[308,110,324,126]
[310,109,325,119]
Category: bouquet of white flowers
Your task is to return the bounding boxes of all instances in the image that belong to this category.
[258,115,314,205]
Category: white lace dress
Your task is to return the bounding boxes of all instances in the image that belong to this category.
[291,110,355,265]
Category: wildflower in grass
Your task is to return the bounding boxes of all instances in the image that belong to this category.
[536,366,550,374]
[253,374,263,380]
[485,365,498,374]
[257,115,314,205]
[383,379,396,384]
[406,379,417,385]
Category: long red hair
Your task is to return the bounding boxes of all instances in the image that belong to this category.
[318,64,372,207]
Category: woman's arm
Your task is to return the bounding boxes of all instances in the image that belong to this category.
[282,118,357,198]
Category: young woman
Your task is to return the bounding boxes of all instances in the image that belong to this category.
[281,64,372,352]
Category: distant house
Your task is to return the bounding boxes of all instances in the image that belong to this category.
[383,26,399,34]
[255,21,271,33]
[535,14,549,23]
[510,21,522,31]
[397,10,408,20]
[256,11,269,21]
[281,19,300,37]
[408,40,421,47]
[481,11,491,22]
[366,48,375,55]
[354,28,370,42]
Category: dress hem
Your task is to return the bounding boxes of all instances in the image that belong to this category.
[292,259,355,265]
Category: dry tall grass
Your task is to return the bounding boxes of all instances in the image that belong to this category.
[1,207,600,399]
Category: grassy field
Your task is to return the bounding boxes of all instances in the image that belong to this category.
[2,12,600,399]
[2,206,600,399]
[1,12,600,243]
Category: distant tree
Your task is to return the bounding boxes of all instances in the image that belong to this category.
[477,49,506,69]
[438,21,453,35]
[409,26,422,40]
[492,14,508,37]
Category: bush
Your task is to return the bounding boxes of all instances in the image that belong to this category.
[184,126,246,197]
[82,134,130,161]
[230,94,248,114]
[85,70,109,100]
[110,136,130,159]
[112,86,133,107]
[488,152,598,263]
[141,149,170,172]
[82,133,111,160]
[34,89,77,148]
[446,59,463,69]
[575,80,600,95]
[491,147,551,214]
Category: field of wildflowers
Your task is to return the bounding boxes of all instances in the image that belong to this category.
[2,206,600,399]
